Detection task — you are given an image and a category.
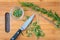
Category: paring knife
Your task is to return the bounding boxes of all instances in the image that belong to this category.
[10,14,35,40]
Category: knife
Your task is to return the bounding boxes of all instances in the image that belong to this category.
[10,14,35,40]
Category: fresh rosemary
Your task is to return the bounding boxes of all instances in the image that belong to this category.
[20,2,60,28]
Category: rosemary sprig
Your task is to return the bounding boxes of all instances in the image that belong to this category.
[20,2,60,28]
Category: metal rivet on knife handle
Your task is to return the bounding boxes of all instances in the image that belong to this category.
[5,12,10,33]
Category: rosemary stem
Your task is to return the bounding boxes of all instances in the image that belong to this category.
[38,14,57,27]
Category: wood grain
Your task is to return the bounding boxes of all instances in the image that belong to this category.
[0,2,60,40]
[0,0,60,2]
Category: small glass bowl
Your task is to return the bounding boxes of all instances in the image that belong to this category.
[10,7,24,20]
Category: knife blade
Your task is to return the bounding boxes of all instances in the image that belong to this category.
[10,14,35,40]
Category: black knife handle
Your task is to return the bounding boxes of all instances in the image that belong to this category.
[10,29,22,40]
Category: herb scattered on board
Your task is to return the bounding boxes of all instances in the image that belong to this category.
[20,2,60,28]
[13,9,22,17]
[22,16,30,21]
[26,21,45,38]
[26,16,30,19]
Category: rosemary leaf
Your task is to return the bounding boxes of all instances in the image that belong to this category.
[20,2,33,7]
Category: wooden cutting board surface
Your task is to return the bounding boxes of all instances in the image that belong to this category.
[0,1,60,40]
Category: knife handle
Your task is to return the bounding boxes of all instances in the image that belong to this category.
[5,12,10,32]
[10,29,22,40]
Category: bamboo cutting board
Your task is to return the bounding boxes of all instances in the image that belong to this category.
[0,0,60,40]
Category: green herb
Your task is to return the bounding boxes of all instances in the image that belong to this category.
[32,5,41,12]
[26,16,30,19]
[26,30,32,37]
[55,21,60,28]
[32,21,37,26]
[22,16,30,21]
[47,10,54,17]
[26,21,45,38]
[53,12,60,21]
[32,22,45,38]
[20,2,33,7]
[13,9,22,17]
[20,2,60,28]
[40,8,48,14]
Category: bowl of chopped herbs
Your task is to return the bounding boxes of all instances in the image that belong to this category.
[10,7,24,20]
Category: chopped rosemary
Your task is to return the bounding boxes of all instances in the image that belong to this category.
[32,21,45,38]
[26,21,45,38]
[13,8,22,17]
[26,16,30,19]
[22,16,30,21]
